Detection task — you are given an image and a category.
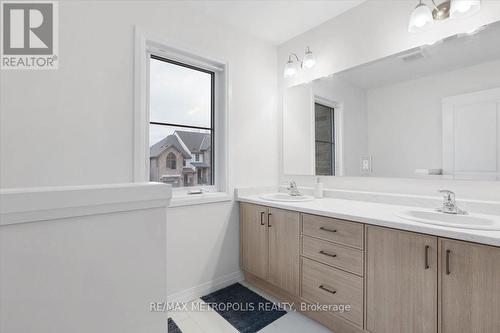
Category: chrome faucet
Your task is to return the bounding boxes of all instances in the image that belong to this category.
[287,181,302,196]
[436,190,467,215]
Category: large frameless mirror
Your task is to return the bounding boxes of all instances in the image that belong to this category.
[283,21,500,181]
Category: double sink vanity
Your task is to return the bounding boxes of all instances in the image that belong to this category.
[250,20,500,333]
[237,189,500,333]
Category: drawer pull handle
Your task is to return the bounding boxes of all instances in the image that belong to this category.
[319,226,337,233]
[424,245,430,270]
[319,250,337,258]
[319,285,337,295]
[268,213,272,227]
[446,249,451,275]
[260,212,265,226]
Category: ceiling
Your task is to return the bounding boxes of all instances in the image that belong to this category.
[183,0,366,45]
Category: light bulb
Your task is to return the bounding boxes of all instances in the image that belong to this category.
[303,47,316,69]
[408,3,434,33]
[450,0,480,19]
[284,59,297,78]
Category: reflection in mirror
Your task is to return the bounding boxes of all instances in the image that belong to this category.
[315,102,335,176]
[283,21,500,181]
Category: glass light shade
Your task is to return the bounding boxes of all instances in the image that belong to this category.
[408,3,434,33]
[303,51,316,69]
[284,60,298,78]
[450,0,480,19]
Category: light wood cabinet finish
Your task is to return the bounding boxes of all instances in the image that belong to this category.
[240,203,268,280]
[366,226,438,333]
[302,214,364,249]
[439,239,500,333]
[245,271,365,333]
[302,257,364,327]
[268,207,300,296]
[302,236,364,276]
[240,202,500,333]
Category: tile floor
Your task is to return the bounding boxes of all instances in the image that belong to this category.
[167,281,333,333]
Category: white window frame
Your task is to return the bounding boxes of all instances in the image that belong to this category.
[134,27,230,206]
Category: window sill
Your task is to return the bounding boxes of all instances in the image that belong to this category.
[168,192,232,208]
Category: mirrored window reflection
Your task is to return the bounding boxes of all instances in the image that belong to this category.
[315,103,335,176]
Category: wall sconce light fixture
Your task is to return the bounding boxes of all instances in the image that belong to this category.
[409,0,481,33]
[284,46,316,78]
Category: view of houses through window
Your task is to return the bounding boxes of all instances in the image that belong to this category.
[149,55,214,187]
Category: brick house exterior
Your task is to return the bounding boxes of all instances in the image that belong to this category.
[150,131,211,187]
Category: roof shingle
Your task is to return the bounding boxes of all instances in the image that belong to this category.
[176,131,211,153]
[150,135,191,159]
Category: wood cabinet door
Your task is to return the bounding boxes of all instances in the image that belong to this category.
[439,239,500,333]
[268,208,300,296]
[366,226,438,333]
[240,203,268,280]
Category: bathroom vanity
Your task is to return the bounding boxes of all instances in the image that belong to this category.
[256,19,500,333]
[238,197,500,333]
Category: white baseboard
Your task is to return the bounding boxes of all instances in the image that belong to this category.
[167,270,244,303]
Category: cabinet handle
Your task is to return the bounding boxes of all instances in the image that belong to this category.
[319,250,337,258]
[319,285,337,295]
[260,212,265,226]
[268,213,272,227]
[319,226,337,233]
[446,249,451,275]
[425,245,430,269]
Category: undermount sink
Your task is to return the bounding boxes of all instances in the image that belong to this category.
[398,209,500,231]
[259,193,314,202]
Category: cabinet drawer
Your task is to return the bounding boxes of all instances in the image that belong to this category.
[301,257,363,327]
[302,236,363,276]
[302,214,364,249]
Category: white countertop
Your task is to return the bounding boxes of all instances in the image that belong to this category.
[237,194,500,247]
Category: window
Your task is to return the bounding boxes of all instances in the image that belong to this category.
[148,55,214,188]
[135,31,229,203]
[166,152,176,169]
[315,103,335,176]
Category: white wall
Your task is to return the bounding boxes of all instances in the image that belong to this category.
[1,209,167,333]
[313,78,367,176]
[367,59,500,178]
[1,1,278,189]
[166,202,240,299]
[278,0,500,200]
[0,0,279,304]
[0,183,170,333]
[283,84,315,175]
